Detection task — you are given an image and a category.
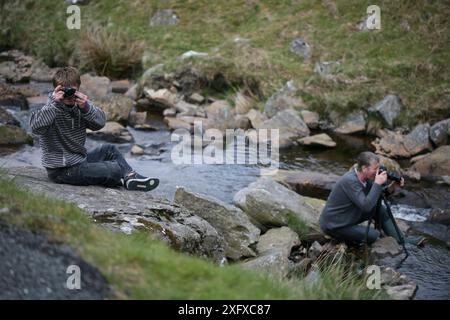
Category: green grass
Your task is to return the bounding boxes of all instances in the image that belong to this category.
[0,172,383,299]
[286,211,310,239]
[300,250,388,300]
[1,0,449,126]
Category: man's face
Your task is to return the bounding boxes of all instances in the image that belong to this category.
[60,84,79,106]
[362,161,380,181]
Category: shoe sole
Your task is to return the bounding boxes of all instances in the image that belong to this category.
[126,178,159,192]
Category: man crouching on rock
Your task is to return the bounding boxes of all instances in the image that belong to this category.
[319,151,424,246]
[29,66,159,192]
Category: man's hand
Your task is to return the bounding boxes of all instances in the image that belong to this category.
[374,169,388,185]
[389,177,405,189]
[386,177,404,196]
[52,85,64,103]
[75,91,89,110]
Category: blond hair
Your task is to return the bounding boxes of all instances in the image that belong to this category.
[52,66,81,88]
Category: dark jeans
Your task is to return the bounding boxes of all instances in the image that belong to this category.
[47,144,133,187]
[326,224,380,245]
[325,206,394,245]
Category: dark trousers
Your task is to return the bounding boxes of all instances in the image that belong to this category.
[326,224,380,245]
[47,144,133,187]
[325,206,399,245]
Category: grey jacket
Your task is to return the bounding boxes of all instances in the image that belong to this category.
[29,94,106,169]
[319,169,382,231]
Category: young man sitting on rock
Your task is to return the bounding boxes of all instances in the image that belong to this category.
[319,151,424,246]
[30,66,159,192]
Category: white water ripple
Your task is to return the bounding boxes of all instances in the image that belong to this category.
[390,204,431,222]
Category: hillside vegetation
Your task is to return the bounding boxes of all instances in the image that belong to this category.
[1,0,448,126]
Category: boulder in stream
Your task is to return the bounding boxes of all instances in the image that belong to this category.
[233,178,324,236]
[86,121,134,143]
[174,186,260,260]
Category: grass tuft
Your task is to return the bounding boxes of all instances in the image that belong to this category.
[76,25,145,79]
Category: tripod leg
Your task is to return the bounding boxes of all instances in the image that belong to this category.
[379,206,403,243]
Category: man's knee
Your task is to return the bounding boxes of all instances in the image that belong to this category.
[326,225,380,245]
[102,143,118,153]
[80,161,122,187]
[367,229,381,244]
[101,144,122,162]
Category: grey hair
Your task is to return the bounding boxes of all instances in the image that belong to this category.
[356,151,379,171]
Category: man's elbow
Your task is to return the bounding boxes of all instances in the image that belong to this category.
[97,112,107,129]
[97,118,106,130]
[88,124,104,131]
[89,120,106,131]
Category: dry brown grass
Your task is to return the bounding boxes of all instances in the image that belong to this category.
[77,25,144,79]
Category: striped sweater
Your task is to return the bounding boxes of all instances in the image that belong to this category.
[29,94,106,169]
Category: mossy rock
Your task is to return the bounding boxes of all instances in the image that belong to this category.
[0,124,31,146]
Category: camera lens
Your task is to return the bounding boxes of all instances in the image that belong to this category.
[379,165,401,182]
[63,87,76,98]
